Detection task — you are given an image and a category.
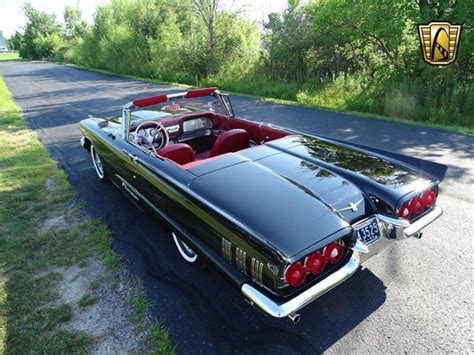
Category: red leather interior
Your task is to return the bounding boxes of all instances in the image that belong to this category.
[208,129,250,157]
[228,118,266,143]
[158,143,194,165]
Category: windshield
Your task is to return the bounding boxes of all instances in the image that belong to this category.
[112,94,228,125]
[133,95,227,122]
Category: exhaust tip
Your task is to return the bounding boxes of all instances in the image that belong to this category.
[413,232,423,239]
[288,313,301,324]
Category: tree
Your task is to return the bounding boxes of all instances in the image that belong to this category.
[193,0,220,75]
[8,31,22,51]
[19,3,62,59]
[311,0,420,75]
[64,5,88,40]
[263,0,315,81]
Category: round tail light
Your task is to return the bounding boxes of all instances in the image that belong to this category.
[323,242,344,264]
[409,197,423,214]
[421,190,436,208]
[399,201,412,220]
[284,263,306,287]
[305,251,326,275]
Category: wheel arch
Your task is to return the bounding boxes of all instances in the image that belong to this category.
[82,136,92,152]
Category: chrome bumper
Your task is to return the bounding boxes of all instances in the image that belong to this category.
[242,206,442,319]
[377,205,443,239]
[241,253,360,318]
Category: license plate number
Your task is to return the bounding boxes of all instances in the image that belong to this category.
[354,217,381,245]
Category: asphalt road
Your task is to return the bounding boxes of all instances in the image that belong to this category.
[1,61,473,354]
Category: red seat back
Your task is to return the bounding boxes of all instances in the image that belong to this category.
[158,143,194,165]
[208,129,250,157]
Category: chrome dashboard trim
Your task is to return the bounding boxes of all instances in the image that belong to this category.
[166,125,180,134]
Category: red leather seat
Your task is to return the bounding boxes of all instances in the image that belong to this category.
[208,129,250,157]
[158,143,194,165]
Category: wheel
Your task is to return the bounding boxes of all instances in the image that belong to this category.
[90,144,108,181]
[172,232,199,263]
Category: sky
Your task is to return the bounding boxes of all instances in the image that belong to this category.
[0,0,289,39]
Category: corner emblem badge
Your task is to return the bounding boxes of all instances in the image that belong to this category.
[418,21,462,65]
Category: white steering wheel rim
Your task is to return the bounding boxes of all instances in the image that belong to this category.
[135,120,169,151]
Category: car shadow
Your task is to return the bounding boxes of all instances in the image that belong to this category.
[102,190,387,354]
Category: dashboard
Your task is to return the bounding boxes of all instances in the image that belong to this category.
[129,114,217,147]
[182,117,213,132]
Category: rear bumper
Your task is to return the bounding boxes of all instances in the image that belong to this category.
[377,206,443,239]
[241,253,360,318]
[241,206,443,318]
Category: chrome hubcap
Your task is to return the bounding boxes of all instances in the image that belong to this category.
[172,232,198,263]
[91,146,104,179]
[181,240,195,255]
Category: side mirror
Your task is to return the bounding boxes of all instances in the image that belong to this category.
[220,93,235,117]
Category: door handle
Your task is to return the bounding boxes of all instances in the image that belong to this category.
[122,150,138,162]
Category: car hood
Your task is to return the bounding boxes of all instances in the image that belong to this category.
[187,135,430,258]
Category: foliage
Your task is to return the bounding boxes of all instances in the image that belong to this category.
[13,0,473,130]
[19,3,62,59]
[7,32,22,51]
[63,5,88,40]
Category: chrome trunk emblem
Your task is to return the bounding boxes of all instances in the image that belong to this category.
[337,198,364,213]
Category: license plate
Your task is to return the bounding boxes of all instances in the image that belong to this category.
[354,217,382,245]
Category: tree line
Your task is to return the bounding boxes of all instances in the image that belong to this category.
[8,0,473,129]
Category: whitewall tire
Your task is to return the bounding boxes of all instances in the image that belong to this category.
[90,144,106,180]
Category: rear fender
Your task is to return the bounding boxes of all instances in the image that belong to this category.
[312,135,448,183]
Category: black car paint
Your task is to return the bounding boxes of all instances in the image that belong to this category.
[79,115,444,299]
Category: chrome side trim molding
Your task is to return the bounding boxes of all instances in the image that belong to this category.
[251,258,264,285]
[221,239,232,263]
[235,248,247,274]
[242,253,360,318]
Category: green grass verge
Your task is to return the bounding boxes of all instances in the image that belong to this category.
[0,53,21,62]
[0,76,174,353]
[61,62,473,135]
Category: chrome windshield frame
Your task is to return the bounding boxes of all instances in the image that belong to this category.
[121,89,233,140]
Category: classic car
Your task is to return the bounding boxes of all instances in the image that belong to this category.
[79,87,447,323]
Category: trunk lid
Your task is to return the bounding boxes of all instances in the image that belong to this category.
[187,135,432,258]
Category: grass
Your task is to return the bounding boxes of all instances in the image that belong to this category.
[0,53,21,62]
[149,325,175,355]
[0,76,174,353]
[78,295,99,308]
[62,61,473,135]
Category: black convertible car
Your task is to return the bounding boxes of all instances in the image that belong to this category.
[79,87,446,323]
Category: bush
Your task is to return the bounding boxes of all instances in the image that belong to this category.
[32,33,67,60]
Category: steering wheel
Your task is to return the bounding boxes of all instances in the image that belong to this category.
[135,120,169,154]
